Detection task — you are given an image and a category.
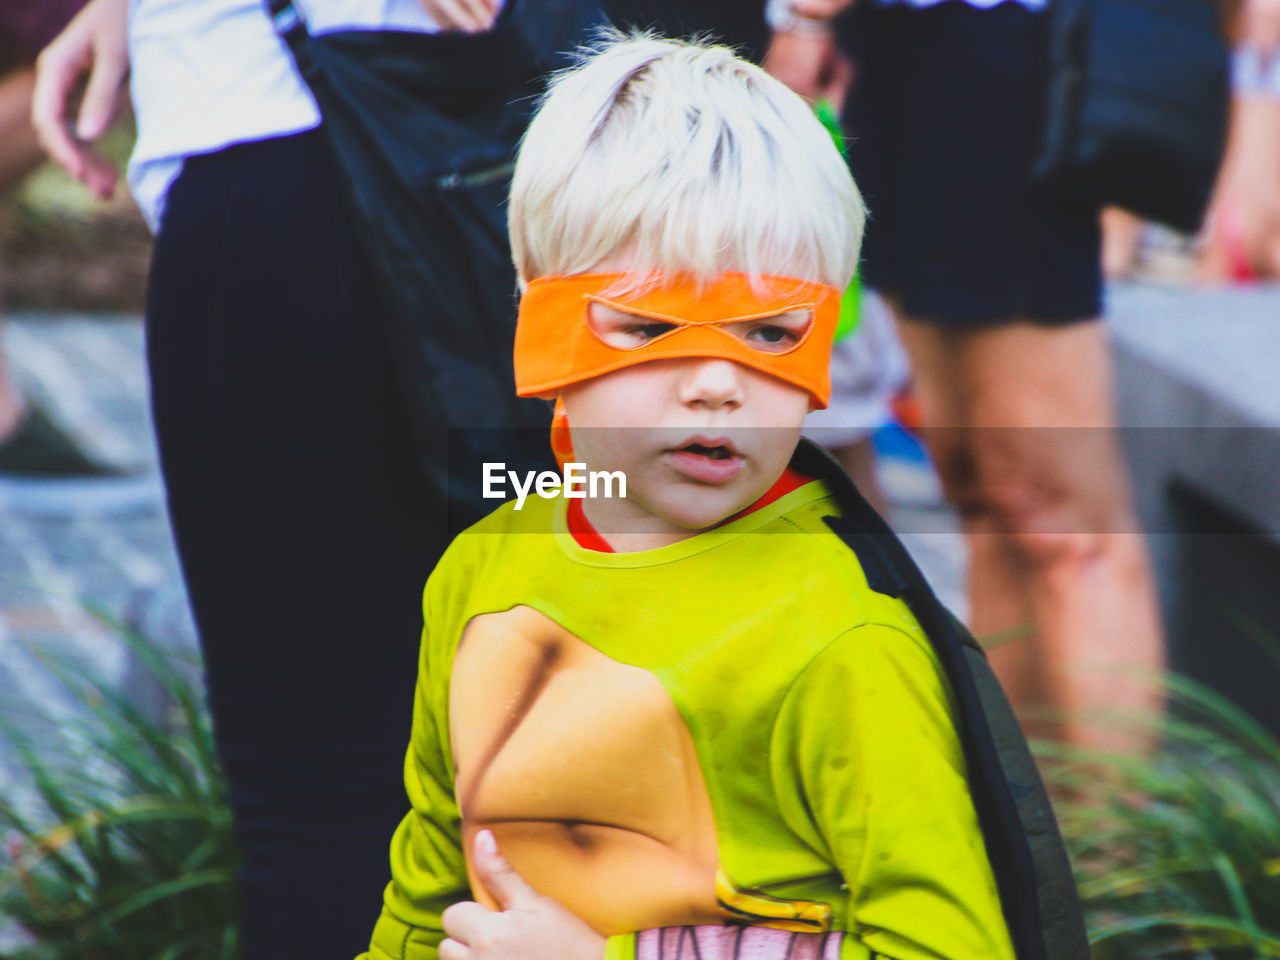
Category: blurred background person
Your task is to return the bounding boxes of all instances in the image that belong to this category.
[0,0,121,488]
[754,0,1166,751]
[801,290,910,520]
[33,0,593,956]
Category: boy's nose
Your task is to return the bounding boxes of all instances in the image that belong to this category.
[678,358,745,409]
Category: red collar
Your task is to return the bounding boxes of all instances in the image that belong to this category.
[566,466,813,553]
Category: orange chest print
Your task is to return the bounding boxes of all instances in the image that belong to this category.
[514,272,841,408]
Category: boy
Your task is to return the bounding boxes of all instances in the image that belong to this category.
[360,33,1019,960]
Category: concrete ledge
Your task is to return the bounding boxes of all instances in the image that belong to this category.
[1111,282,1280,538]
[1110,282,1280,731]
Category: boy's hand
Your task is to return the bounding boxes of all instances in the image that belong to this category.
[440,830,606,960]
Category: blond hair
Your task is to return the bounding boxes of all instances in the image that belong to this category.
[509,31,865,292]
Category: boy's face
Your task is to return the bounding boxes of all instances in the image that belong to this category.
[515,259,840,547]
[560,311,811,539]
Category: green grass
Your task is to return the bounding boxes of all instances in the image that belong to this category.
[1042,673,1280,958]
[0,621,237,960]
[4,614,1280,958]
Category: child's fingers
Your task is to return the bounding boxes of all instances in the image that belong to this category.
[471,829,540,911]
[442,900,494,944]
[438,936,472,960]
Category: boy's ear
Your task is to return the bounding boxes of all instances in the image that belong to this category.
[550,398,575,468]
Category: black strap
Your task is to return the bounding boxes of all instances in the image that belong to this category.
[264,0,311,82]
[792,438,1052,960]
[266,0,299,29]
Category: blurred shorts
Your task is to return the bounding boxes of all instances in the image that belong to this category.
[0,0,87,72]
[841,0,1103,326]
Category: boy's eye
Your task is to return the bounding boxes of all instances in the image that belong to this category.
[745,324,799,349]
[589,302,679,349]
[624,322,678,342]
[588,303,811,353]
[722,310,812,354]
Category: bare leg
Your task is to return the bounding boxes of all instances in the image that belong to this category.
[891,320,1040,705]
[0,67,46,441]
[1100,208,1143,280]
[895,317,1165,752]
[967,520,1040,701]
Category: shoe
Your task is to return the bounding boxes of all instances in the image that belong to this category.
[0,405,163,517]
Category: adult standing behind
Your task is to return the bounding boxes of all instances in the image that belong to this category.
[773,0,1165,751]
[32,0,578,956]
[0,0,124,489]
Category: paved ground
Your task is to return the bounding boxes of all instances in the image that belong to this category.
[0,316,191,645]
[0,315,193,845]
[0,311,965,830]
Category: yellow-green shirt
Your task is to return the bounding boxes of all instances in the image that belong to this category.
[359,481,1015,960]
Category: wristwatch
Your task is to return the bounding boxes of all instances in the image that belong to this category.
[1233,45,1280,100]
[765,0,835,35]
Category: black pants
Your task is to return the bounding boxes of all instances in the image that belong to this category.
[146,130,442,958]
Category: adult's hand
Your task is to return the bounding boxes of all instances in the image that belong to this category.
[32,0,130,199]
[1226,98,1280,277]
[764,28,854,108]
[417,0,500,33]
[764,0,856,106]
[439,830,606,960]
[1240,0,1280,50]
[789,0,856,20]
[1198,0,1280,281]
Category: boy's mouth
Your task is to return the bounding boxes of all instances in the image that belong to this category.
[665,437,744,484]
[682,442,733,460]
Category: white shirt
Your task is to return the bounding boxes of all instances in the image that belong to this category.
[766,0,1046,48]
[768,0,1046,23]
[128,0,483,229]
[876,0,1044,7]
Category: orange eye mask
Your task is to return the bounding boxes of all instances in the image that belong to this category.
[513,272,842,409]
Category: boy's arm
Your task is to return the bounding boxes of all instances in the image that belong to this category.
[357,616,470,960]
[355,588,615,960]
[770,623,1017,960]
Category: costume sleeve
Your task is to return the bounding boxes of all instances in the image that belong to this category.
[357,600,470,960]
[769,623,1016,960]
